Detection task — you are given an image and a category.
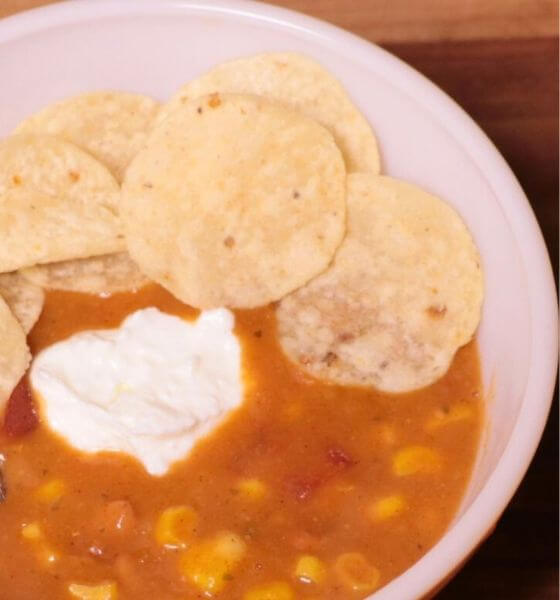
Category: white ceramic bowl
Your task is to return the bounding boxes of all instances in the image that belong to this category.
[0,1,557,598]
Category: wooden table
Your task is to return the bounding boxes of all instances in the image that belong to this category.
[1,1,558,598]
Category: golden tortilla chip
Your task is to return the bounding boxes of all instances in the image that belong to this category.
[15,92,160,182]
[20,253,150,295]
[0,273,44,334]
[0,295,30,413]
[0,134,124,272]
[277,174,484,393]
[122,93,346,309]
[158,52,380,173]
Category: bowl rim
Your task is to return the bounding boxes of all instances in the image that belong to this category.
[0,1,557,598]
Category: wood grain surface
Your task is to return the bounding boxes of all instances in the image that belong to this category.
[1,1,558,599]
[1,0,558,41]
[273,0,558,42]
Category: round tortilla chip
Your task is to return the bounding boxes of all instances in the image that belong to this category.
[0,273,44,334]
[122,93,346,309]
[0,134,124,272]
[0,295,30,413]
[277,174,484,393]
[20,253,150,295]
[158,52,380,174]
[15,92,160,182]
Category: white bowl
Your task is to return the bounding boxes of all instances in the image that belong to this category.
[0,1,557,598]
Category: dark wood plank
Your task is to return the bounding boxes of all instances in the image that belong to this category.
[4,1,558,41]
[381,37,559,599]
[270,0,559,42]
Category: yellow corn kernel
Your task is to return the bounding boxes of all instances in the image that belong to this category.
[334,552,380,593]
[236,478,267,500]
[68,582,118,600]
[368,495,407,521]
[21,522,42,540]
[425,404,474,432]
[179,531,246,594]
[392,446,442,476]
[294,555,326,584]
[35,479,66,504]
[155,505,197,549]
[244,581,294,600]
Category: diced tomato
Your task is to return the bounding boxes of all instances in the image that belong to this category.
[286,446,356,502]
[3,377,39,437]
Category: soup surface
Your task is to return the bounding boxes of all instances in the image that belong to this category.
[0,284,482,600]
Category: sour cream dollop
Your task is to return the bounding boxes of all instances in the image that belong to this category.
[30,307,242,476]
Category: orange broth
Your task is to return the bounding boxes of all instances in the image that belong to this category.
[0,284,482,599]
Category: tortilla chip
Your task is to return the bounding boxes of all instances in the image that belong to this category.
[0,134,124,272]
[20,253,150,295]
[15,92,160,182]
[0,295,30,413]
[277,174,484,393]
[122,93,346,309]
[0,273,44,334]
[158,52,380,174]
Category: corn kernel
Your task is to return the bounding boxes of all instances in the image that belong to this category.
[68,582,118,600]
[155,505,197,549]
[392,446,442,476]
[368,495,407,521]
[35,479,66,504]
[179,531,246,594]
[244,581,294,600]
[236,478,267,500]
[294,555,326,584]
[425,404,474,432]
[334,552,380,593]
[21,522,41,540]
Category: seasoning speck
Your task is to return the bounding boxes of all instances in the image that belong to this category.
[208,93,221,108]
[426,304,447,319]
[323,351,337,366]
